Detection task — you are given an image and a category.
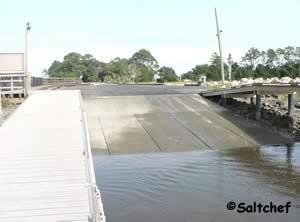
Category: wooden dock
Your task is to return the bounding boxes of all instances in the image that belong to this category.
[201,83,300,120]
[0,90,105,222]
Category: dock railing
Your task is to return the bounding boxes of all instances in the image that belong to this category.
[31,76,81,87]
[82,108,106,222]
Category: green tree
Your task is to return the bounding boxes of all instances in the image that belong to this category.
[63,52,84,77]
[129,49,159,71]
[240,47,261,69]
[181,71,195,81]
[135,64,154,82]
[96,62,110,82]
[283,46,295,63]
[81,54,99,82]
[48,61,63,77]
[266,49,277,67]
[276,48,285,66]
[129,49,160,82]
[208,52,224,80]
[158,66,177,82]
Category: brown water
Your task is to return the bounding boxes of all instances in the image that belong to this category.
[93,144,300,222]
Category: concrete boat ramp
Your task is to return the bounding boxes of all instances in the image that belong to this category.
[83,93,292,155]
[0,90,105,222]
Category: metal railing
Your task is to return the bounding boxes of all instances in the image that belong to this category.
[31,77,81,87]
[80,91,106,222]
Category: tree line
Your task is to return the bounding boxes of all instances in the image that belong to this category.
[45,49,178,82]
[45,46,299,82]
[182,46,300,81]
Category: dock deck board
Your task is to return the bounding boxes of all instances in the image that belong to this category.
[0,90,94,222]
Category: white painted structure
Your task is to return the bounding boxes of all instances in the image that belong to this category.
[0,53,24,72]
[0,90,105,221]
[0,53,26,96]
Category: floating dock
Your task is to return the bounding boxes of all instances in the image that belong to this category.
[0,90,105,222]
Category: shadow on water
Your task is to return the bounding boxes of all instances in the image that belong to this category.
[93,144,300,222]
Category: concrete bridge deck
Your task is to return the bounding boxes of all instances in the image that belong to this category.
[0,90,104,222]
[201,83,300,97]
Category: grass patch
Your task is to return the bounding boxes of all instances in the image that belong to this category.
[1,97,11,109]
[1,97,23,110]
[278,94,300,103]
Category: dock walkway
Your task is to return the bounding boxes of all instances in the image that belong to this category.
[0,90,104,222]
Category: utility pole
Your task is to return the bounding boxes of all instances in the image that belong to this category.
[24,22,31,97]
[214,8,225,85]
[296,47,300,77]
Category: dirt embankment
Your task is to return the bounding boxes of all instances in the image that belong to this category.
[209,95,300,140]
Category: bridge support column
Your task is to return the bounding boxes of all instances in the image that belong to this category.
[256,94,262,121]
[288,93,295,117]
[250,97,254,105]
[221,94,227,106]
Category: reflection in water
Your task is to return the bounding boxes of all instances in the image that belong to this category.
[93,144,300,222]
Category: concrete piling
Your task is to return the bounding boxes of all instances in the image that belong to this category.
[256,94,262,121]
[250,97,254,105]
[221,94,227,106]
[288,93,295,117]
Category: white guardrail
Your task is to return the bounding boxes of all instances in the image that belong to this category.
[81,104,106,222]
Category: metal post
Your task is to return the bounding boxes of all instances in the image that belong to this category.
[288,93,295,117]
[24,22,31,97]
[215,8,225,85]
[256,94,262,121]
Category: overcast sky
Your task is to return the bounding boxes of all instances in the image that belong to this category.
[0,0,299,76]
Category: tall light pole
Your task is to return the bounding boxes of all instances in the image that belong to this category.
[214,8,225,85]
[24,22,31,97]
